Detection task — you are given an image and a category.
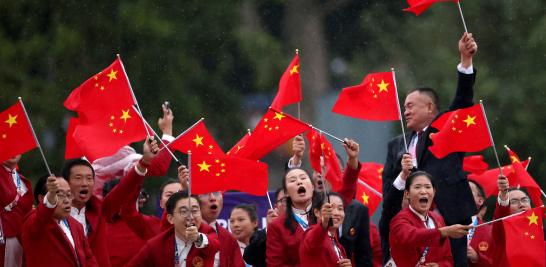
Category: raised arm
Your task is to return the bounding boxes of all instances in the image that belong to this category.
[449,32,478,111]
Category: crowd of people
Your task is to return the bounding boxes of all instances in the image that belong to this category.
[0,31,543,267]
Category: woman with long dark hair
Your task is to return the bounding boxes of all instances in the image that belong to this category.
[266,139,361,266]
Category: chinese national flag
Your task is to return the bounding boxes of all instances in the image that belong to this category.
[64,58,135,121]
[191,153,268,196]
[0,101,38,163]
[271,54,302,110]
[332,72,400,121]
[169,120,225,157]
[505,145,530,169]
[235,108,311,160]
[65,117,84,159]
[73,107,148,162]
[403,0,458,16]
[227,131,250,156]
[357,163,384,216]
[429,104,492,159]
[468,160,536,201]
[306,129,343,191]
[503,207,545,267]
[463,155,489,175]
[511,162,542,207]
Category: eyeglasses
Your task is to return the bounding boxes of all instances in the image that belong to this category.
[57,192,74,201]
[275,197,287,208]
[509,197,530,205]
[176,208,201,217]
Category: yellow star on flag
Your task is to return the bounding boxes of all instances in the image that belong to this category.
[377,80,389,93]
[528,212,539,226]
[463,115,476,127]
[290,65,299,75]
[4,114,18,128]
[193,134,204,147]
[361,192,369,205]
[510,156,520,163]
[107,69,118,82]
[120,110,132,123]
[197,161,211,172]
[273,112,285,121]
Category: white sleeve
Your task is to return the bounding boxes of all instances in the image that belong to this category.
[497,195,510,207]
[287,157,302,169]
[392,174,406,191]
[195,233,209,248]
[43,192,58,208]
[162,134,175,142]
[457,63,474,74]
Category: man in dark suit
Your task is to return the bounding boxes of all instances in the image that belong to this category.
[379,32,478,267]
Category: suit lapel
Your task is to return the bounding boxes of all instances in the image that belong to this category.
[64,220,82,266]
[416,128,431,167]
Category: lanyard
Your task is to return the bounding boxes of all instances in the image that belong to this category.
[330,234,343,260]
[467,216,478,244]
[293,212,309,230]
[416,216,431,267]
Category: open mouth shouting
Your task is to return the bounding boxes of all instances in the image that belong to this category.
[297,186,307,197]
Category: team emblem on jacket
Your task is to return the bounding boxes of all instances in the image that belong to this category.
[349,227,357,236]
[478,241,489,251]
[192,256,204,267]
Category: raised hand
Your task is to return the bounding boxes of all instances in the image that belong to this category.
[400,153,414,180]
[459,32,477,68]
[177,165,189,191]
[343,138,360,170]
[157,102,174,136]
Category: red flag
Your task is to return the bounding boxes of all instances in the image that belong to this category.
[169,120,225,156]
[504,145,530,169]
[468,159,531,199]
[332,72,400,121]
[227,131,250,156]
[357,163,384,216]
[271,54,302,110]
[463,155,489,175]
[403,0,458,16]
[0,101,38,163]
[64,58,135,121]
[503,207,545,266]
[235,108,311,160]
[73,107,148,162]
[511,162,542,207]
[191,153,268,196]
[429,104,492,158]
[306,129,343,191]
[64,117,84,159]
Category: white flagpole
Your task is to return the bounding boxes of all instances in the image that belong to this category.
[132,106,179,163]
[358,180,383,198]
[391,68,409,153]
[480,100,503,177]
[117,54,151,138]
[457,1,469,33]
[18,97,52,175]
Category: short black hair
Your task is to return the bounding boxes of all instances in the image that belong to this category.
[34,173,61,204]
[274,188,284,201]
[408,87,440,111]
[159,178,179,196]
[231,204,258,223]
[165,190,199,215]
[404,171,435,191]
[468,180,486,199]
[61,158,95,181]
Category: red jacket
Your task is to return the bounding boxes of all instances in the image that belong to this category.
[83,195,112,267]
[214,222,245,267]
[106,217,147,267]
[389,208,453,267]
[266,213,305,267]
[491,203,511,267]
[0,168,33,263]
[266,162,361,267]
[126,223,220,267]
[468,218,493,267]
[369,222,383,267]
[299,224,346,267]
[22,202,98,267]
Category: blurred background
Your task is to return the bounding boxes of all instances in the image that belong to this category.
[0,0,545,215]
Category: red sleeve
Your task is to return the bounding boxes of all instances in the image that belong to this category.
[491,201,511,248]
[300,224,327,252]
[0,170,16,208]
[471,250,493,267]
[125,242,152,267]
[146,140,173,177]
[266,221,292,267]
[82,229,99,267]
[102,166,146,220]
[337,162,361,205]
[389,214,444,248]
[199,223,221,257]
